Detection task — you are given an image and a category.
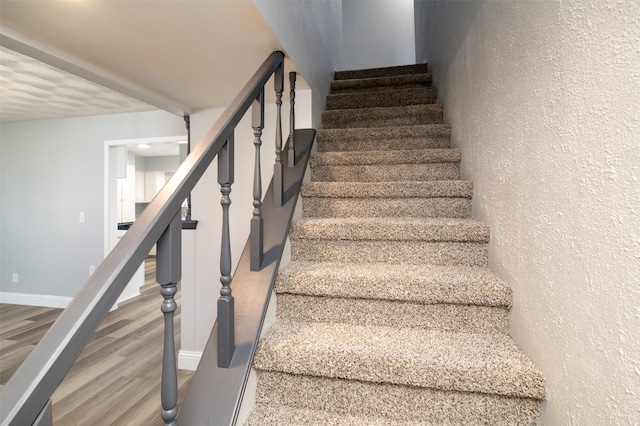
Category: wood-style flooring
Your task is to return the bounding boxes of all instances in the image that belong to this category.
[0,258,194,425]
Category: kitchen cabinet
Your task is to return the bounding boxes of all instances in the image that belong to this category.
[141,171,167,202]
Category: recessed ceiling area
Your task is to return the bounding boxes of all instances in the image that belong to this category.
[0,0,305,123]
[0,46,155,122]
[127,141,186,157]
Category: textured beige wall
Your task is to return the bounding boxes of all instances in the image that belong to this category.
[417,0,640,423]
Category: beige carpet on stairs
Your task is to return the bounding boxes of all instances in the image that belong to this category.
[247,63,545,425]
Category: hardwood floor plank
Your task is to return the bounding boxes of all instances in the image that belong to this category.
[25,308,63,323]
[54,375,144,425]
[3,320,58,346]
[51,355,129,420]
[0,305,56,325]
[51,350,125,402]
[0,344,35,384]
[0,320,34,339]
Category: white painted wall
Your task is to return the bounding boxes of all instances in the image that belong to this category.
[416,1,640,423]
[340,0,416,71]
[0,110,186,300]
[179,89,312,366]
[253,0,342,129]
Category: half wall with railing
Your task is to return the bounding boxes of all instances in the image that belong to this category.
[0,50,315,426]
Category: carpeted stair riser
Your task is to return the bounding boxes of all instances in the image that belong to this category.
[303,196,471,218]
[254,321,546,398]
[290,218,489,242]
[330,73,432,94]
[276,294,509,334]
[326,87,437,110]
[291,239,487,266]
[309,148,462,186]
[334,63,429,80]
[316,124,451,152]
[250,371,542,426]
[310,149,461,165]
[276,262,512,307]
[301,180,473,198]
[246,404,412,426]
[322,104,443,129]
[289,217,490,268]
[301,180,473,218]
[311,163,460,182]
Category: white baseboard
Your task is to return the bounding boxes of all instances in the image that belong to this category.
[178,350,202,371]
[0,291,72,308]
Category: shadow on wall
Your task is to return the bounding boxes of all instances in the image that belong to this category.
[414,0,484,72]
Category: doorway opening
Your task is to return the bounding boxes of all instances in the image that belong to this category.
[104,135,187,307]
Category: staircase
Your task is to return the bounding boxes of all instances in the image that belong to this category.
[247,64,545,425]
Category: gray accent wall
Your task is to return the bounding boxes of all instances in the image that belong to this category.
[415,0,640,423]
[0,110,186,297]
[341,0,416,71]
[253,0,342,129]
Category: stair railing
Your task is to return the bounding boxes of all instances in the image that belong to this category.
[0,50,308,426]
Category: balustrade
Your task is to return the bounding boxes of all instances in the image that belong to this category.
[251,91,265,272]
[157,211,182,425]
[288,71,297,167]
[274,64,284,207]
[0,52,302,426]
[217,132,235,369]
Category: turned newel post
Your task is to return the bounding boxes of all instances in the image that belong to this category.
[217,133,235,368]
[288,71,296,168]
[273,63,284,208]
[251,90,265,271]
[157,210,181,425]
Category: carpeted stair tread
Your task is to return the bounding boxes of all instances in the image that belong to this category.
[309,149,462,182]
[276,294,509,334]
[253,321,546,399]
[276,261,511,307]
[310,149,461,166]
[290,217,490,242]
[331,73,432,94]
[301,180,472,198]
[302,196,471,218]
[316,124,451,151]
[311,163,460,182]
[301,181,472,218]
[334,63,429,80]
[326,86,438,110]
[252,371,542,425]
[246,403,414,426]
[322,104,443,129]
[291,239,487,266]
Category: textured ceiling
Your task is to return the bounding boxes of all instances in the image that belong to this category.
[0,47,155,122]
[0,0,299,123]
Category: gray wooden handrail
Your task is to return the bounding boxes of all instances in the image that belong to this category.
[0,51,286,426]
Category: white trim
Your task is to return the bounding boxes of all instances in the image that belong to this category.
[104,135,189,147]
[178,350,202,371]
[115,290,141,305]
[0,292,72,308]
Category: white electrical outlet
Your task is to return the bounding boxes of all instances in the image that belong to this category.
[89,265,96,275]
[12,273,18,283]
[79,212,86,223]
